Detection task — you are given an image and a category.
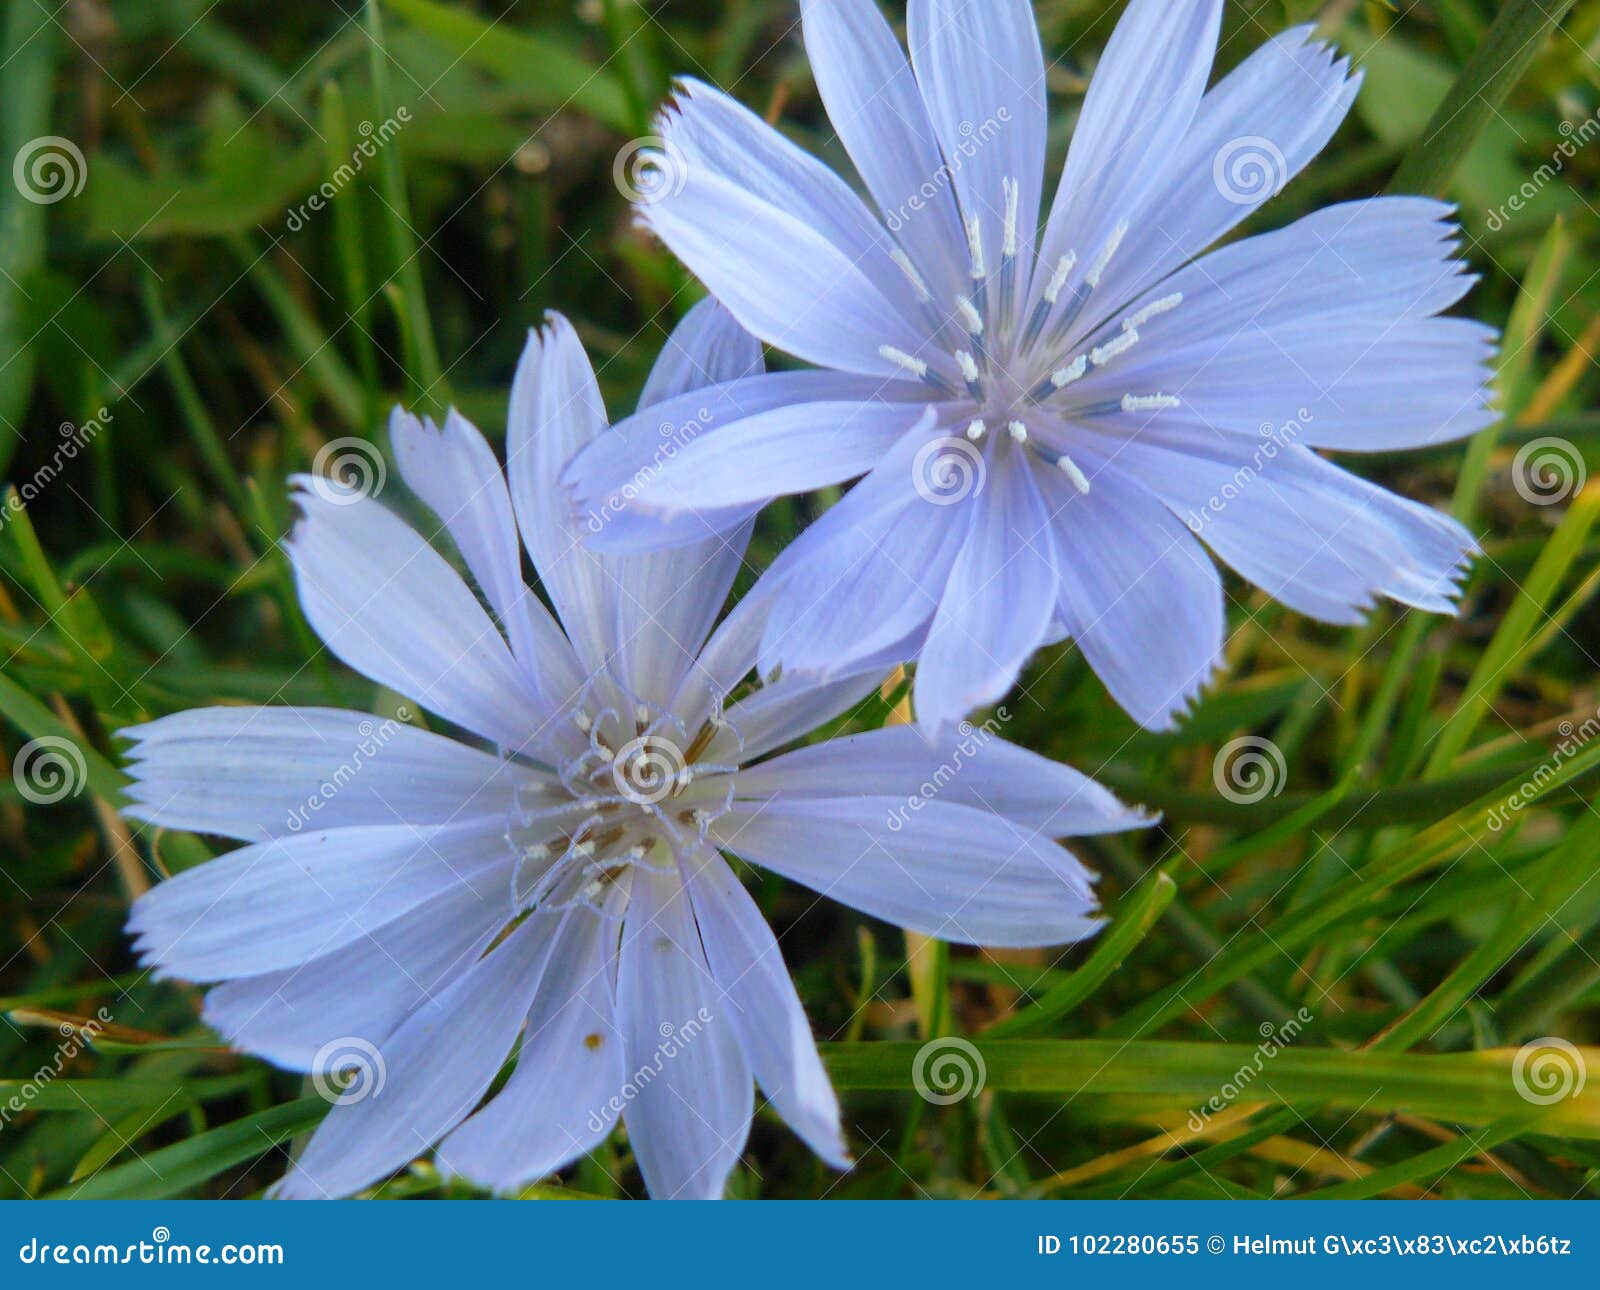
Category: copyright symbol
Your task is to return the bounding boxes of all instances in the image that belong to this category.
[1207,1236,1225,1254]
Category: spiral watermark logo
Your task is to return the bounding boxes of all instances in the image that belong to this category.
[614,136,687,206]
[911,1036,986,1105]
[13,136,87,204]
[309,437,386,504]
[1512,1037,1586,1106]
[310,1036,387,1105]
[12,736,88,805]
[612,734,688,805]
[912,436,985,506]
[1212,136,1287,207]
[151,1226,170,1244]
[1512,437,1586,506]
[1212,735,1287,805]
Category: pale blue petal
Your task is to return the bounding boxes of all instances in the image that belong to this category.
[616,865,752,1200]
[800,0,968,303]
[506,315,619,676]
[614,301,764,706]
[1038,459,1224,731]
[200,880,508,1071]
[390,407,584,709]
[664,78,923,322]
[757,419,966,681]
[713,797,1100,948]
[565,372,901,555]
[914,458,1058,729]
[907,0,1047,294]
[1090,427,1476,623]
[127,821,511,982]
[437,909,624,1193]
[1087,27,1361,321]
[640,160,923,379]
[277,916,557,1199]
[733,725,1152,837]
[119,706,530,841]
[1097,199,1496,451]
[682,851,848,1170]
[709,670,886,766]
[284,483,547,753]
[609,397,928,513]
[639,298,764,407]
[1032,0,1221,322]
[671,592,769,734]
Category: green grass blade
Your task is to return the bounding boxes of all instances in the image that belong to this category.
[1389,0,1579,197]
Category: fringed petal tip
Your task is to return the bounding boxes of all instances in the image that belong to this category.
[1137,650,1229,734]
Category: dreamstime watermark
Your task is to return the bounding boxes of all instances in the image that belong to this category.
[1511,436,1587,506]
[12,135,87,204]
[1485,108,1600,231]
[18,1227,283,1267]
[611,734,689,805]
[1511,1036,1587,1106]
[286,107,411,231]
[1,406,115,533]
[1486,706,1600,832]
[1186,1007,1314,1132]
[310,1036,387,1106]
[885,709,1009,832]
[1212,735,1287,806]
[11,735,89,806]
[912,435,985,506]
[582,405,714,534]
[912,1036,986,1105]
[586,1009,714,1132]
[1,1008,113,1129]
[614,135,688,205]
[883,109,1012,233]
[285,708,412,832]
[1212,135,1288,207]
[308,437,387,504]
[1185,408,1312,535]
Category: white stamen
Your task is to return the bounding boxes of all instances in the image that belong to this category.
[879,345,929,380]
[676,767,696,789]
[522,842,549,863]
[965,214,987,281]
[956,295,985,336]
[1091,328,1140,367]
[1123,292,1183,331]
[1043,252,1078,306]
[1051,354,1089,389]
[1002,178,1021,260]
[1008,420,1029,444]
[623,845,646,862]
[594,739,615,761]
[1122,393,1182,413]
[1057,454,1092,495]
[634,704,652,726]
[890,248,932,303]
[573,709,593,734]
[573,840,596,859]
[691,807,713,828]
[966,419,987,442]
[1086,220,1129,289]
[955,350,980,385]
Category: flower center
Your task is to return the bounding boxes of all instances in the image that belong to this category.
[879,179,1186,495]
[506,686,738,919]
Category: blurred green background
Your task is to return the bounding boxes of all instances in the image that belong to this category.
[2,0,1600,1199]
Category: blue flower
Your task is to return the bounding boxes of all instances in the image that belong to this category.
[120,302,1148,1199]
[565,0,1498,730]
